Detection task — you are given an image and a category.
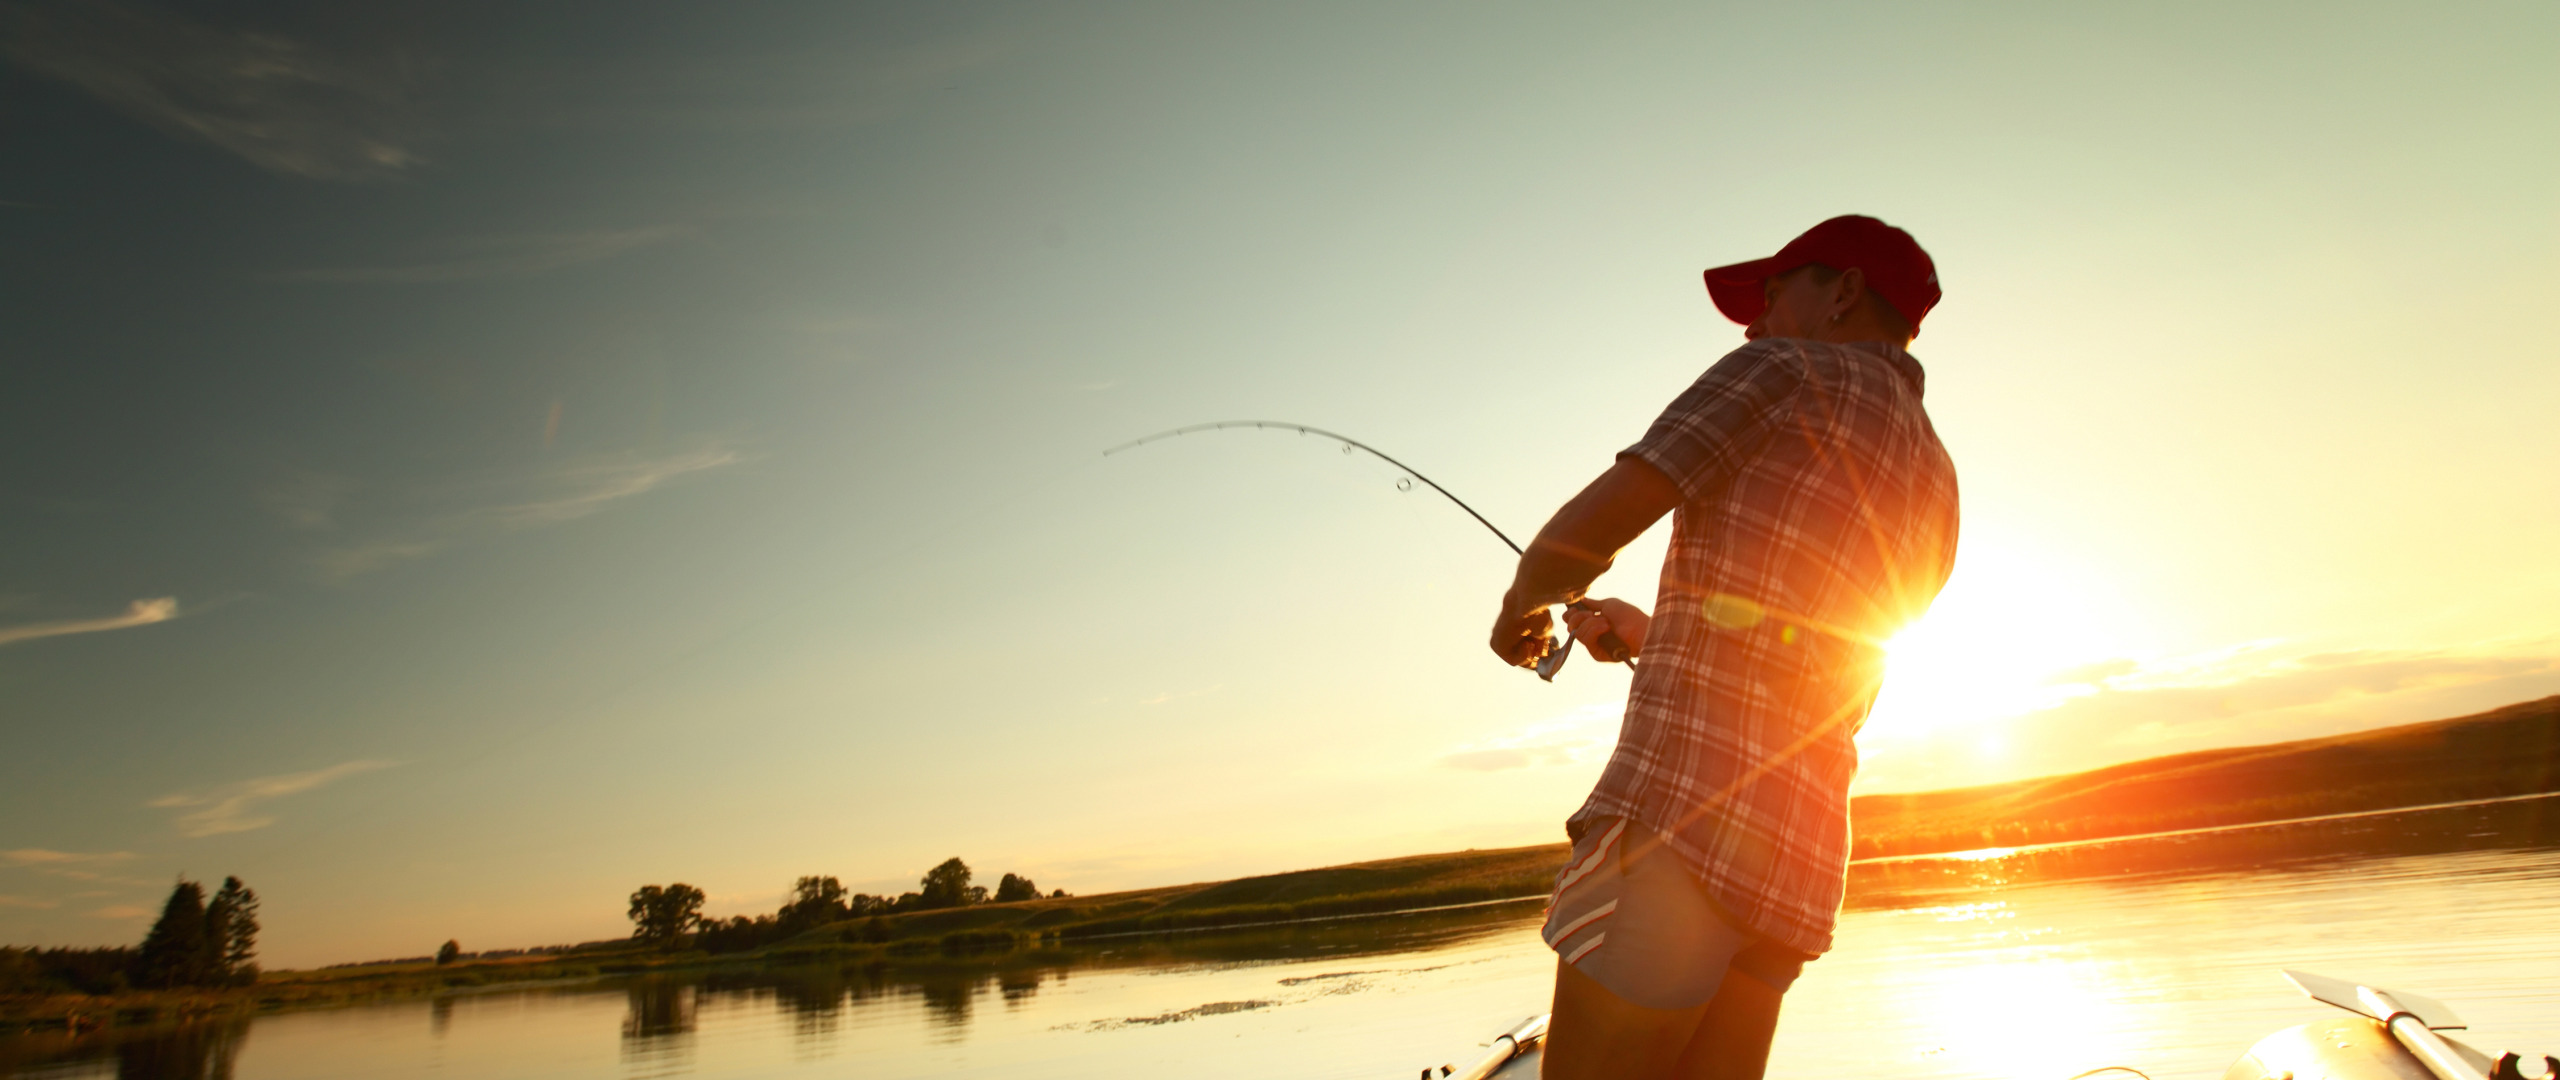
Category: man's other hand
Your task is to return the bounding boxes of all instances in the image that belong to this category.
[1491,456,1680,673]
[1490,596,1558,669]
[1564,598,1649,662]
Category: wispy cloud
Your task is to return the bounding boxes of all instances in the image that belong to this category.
[149,760,395,837]
[2034,644,2560,752]
[312,541,437,582]
[89,904,152,920]
[485,28,1023,133]
[257,468,355,531]
[0,895,58,910]
[0,598,177,648]
[1,849,135,869]
[1858,639,2560,793]
[312,445,742,581]
[451,447,742,530]
[1439,703,1621,773]
[0,848,137,883]
[270,227,692,284]
[0,0,424,180]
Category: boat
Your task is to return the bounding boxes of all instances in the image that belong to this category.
[1415,1013,1544,1080]
[2229,971,2553,1080]
[1417,972,2560,1080]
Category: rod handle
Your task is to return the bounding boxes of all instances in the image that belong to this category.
[1566,600,1637,665]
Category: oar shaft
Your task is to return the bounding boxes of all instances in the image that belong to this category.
[1444,1014,1549,1080]
[2362,988,2489,1080]
[2390,1015,2489,1080]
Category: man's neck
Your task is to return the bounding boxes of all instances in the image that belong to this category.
[1803,318,1912,349]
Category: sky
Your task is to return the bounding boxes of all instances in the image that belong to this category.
[3,0,2555,970]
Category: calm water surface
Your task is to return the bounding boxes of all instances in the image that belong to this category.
[12,799,2560,1080]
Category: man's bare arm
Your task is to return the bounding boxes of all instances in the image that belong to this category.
[1489,457,1685,668]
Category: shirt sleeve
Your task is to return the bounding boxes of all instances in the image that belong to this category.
[1618,339,1802,502]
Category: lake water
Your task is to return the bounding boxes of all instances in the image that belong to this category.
[11,796,2560,1080]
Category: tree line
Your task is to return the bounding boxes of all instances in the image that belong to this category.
[0,876,260,996]
[626,858,1062,952]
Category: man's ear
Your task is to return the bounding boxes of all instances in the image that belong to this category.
[1832,266,1870,318]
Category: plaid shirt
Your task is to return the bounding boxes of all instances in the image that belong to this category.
[1571,338,1959,957]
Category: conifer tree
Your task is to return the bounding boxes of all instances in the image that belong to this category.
[136,880,208,988]
[206,877,259,984]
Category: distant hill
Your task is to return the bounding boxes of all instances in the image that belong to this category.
[1849,694,2560,858]
[801,843,1570,949]
[21,694,2554,1033]
[801,695,2560,948]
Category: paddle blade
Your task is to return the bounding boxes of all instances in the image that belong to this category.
[2285,970,2466,1030]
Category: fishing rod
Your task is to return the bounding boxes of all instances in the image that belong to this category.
[1102,420,1633,681]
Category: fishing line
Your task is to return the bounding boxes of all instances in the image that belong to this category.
[1103,419,1632,678]
[1105,421,1527,554]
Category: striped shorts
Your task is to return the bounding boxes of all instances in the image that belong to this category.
[1539,818,1812,1010]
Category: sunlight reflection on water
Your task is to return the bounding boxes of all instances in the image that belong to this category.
[10,798,2560,1080]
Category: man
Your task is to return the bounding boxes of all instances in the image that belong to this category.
[1488,215,1961,1080]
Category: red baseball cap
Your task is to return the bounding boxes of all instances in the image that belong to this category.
[1703,215,1941,331]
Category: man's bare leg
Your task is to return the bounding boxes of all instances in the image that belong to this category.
[1669,970,1785,1080]
[1540,959,1703,1079]
[1541,959,1786,1080]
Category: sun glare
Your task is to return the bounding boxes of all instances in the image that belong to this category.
[1897,948,2144,1080]
[1865,535,2151,745]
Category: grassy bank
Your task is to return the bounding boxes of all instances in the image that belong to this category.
[797,842,1568,948]
[0,943,741,1032]
[11,693,2556,1034]
[0,846,1568,1033]
[1848,694,2560,858]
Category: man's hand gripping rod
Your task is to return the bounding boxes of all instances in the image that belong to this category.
[1535,600,1631,682]
[1103,420,1635,681]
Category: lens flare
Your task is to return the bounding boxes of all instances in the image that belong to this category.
[1865,533,2152,749]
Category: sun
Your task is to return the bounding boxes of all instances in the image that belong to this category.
[1864,532,2150,744]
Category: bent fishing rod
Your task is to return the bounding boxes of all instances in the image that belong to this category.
[1102,420,1634,681]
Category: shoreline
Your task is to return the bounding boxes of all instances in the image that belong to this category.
[1849,788,2560,865]
[11,789,2554,1036]
[10,694,2554,1036]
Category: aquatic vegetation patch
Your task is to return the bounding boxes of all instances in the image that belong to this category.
[1060,998,1276,1031]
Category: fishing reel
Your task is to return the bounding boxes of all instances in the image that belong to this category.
[1535,599,1636,682]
